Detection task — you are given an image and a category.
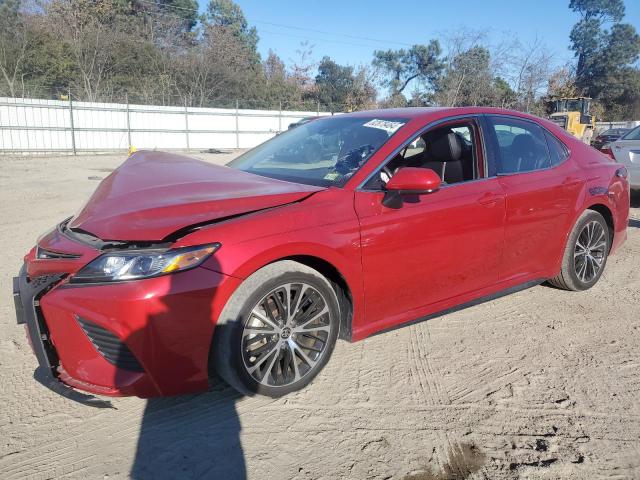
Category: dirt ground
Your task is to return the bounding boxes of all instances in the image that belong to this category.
[0,151,639,480]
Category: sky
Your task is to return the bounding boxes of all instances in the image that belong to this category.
[198,0,640,72]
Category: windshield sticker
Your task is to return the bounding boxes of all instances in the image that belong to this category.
[323,172,341,181]
[363,119,404,134]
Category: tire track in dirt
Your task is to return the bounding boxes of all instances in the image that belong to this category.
[1,387,277,480]
[3,155,640,479]
[407,323,461,473]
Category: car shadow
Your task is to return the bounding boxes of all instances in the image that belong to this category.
[631,190,640,209]
[130,384,246,479]
[123,254,248,479]
[33,366,116,409]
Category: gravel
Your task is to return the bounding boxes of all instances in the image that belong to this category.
[1,151,639,479]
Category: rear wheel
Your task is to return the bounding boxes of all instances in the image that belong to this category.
[212,261,339,397]
[548,210,610,291]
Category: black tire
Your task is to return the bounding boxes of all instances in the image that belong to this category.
[211,260,340,397]
[548,210,610,291]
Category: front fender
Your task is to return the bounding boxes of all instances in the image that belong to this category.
[172,187,365,338]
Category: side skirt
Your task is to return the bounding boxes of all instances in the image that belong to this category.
[366,278,546,340]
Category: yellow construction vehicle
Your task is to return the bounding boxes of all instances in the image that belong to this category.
[549,97,596,144]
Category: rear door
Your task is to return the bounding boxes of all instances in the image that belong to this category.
[483,115,583,282]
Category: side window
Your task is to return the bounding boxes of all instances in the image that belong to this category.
[371,121,480,189]
[488,116,551,174]
[402,137,426,161]
[544,132,569,166]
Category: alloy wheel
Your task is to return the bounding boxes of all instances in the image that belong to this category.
[241,282,332,387]
[573,220,607,283]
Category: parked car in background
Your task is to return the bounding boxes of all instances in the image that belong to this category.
[592,128,631,151]
[603,125,640,190]
[287,116,319,129]
[14,107,630,399]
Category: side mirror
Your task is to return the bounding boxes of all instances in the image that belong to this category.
[383,167,441,208]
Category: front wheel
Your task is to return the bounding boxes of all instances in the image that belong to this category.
[548,210,610,291]
[212,261,340,397]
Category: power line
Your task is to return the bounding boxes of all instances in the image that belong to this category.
[136,0,194,14]
[136,6,398,51]
[135,0,412,48]
[259,29,392,50]
[254,21,411,48]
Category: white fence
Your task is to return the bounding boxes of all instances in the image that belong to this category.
[594,120,640,135]
[0,97,331,154]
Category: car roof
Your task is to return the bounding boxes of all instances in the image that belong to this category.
[328,107,569,137]
[332,106,547,123]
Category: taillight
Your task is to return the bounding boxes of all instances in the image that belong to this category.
[601,146,614,160]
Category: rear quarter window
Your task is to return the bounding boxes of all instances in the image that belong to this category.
[544,132,569,166]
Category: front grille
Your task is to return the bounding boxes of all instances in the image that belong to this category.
[29,274,62,290]
[76,317,144,372]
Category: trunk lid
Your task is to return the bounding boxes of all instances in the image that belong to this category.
[612,139,640,167]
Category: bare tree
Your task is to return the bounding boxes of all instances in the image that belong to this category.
[433,29,492,107]
[511,37,553,113]
[173,25,252,107]
[432,29,497,107]
[0,0,32,97]
[289,41,316,92]
[345,65,378,110]
[45,0,127,101]
[546,66,579,99]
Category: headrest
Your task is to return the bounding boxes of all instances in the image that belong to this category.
[424,130,463,163]
[510,134,540,157]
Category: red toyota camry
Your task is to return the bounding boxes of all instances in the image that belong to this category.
[14,107,629,398]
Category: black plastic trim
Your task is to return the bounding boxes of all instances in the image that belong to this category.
[76,316,144,372]
[369,279,545,339]
[13,265,65,376]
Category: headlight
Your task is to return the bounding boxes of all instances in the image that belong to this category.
[70,243,220,283]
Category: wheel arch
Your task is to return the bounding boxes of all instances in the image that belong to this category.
[585,203,615,251]
[218,246,360,342]
[280,255,354,341]
[553,200,615,277]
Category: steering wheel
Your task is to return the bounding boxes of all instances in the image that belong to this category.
[334,144,374,174]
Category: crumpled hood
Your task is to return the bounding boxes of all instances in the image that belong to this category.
[69,150,323,241]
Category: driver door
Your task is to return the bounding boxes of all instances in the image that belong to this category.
[354,118,506,334]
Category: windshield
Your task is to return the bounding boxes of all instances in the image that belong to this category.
[554,99,586,113]
[228,116,408,187]
[565,100,582,111]
[621,125,640,140]
[602,128,628,136]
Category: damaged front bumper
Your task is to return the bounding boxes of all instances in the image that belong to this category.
[13,265,65,378]
[14,257,241,398]
[15,215,244,398]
